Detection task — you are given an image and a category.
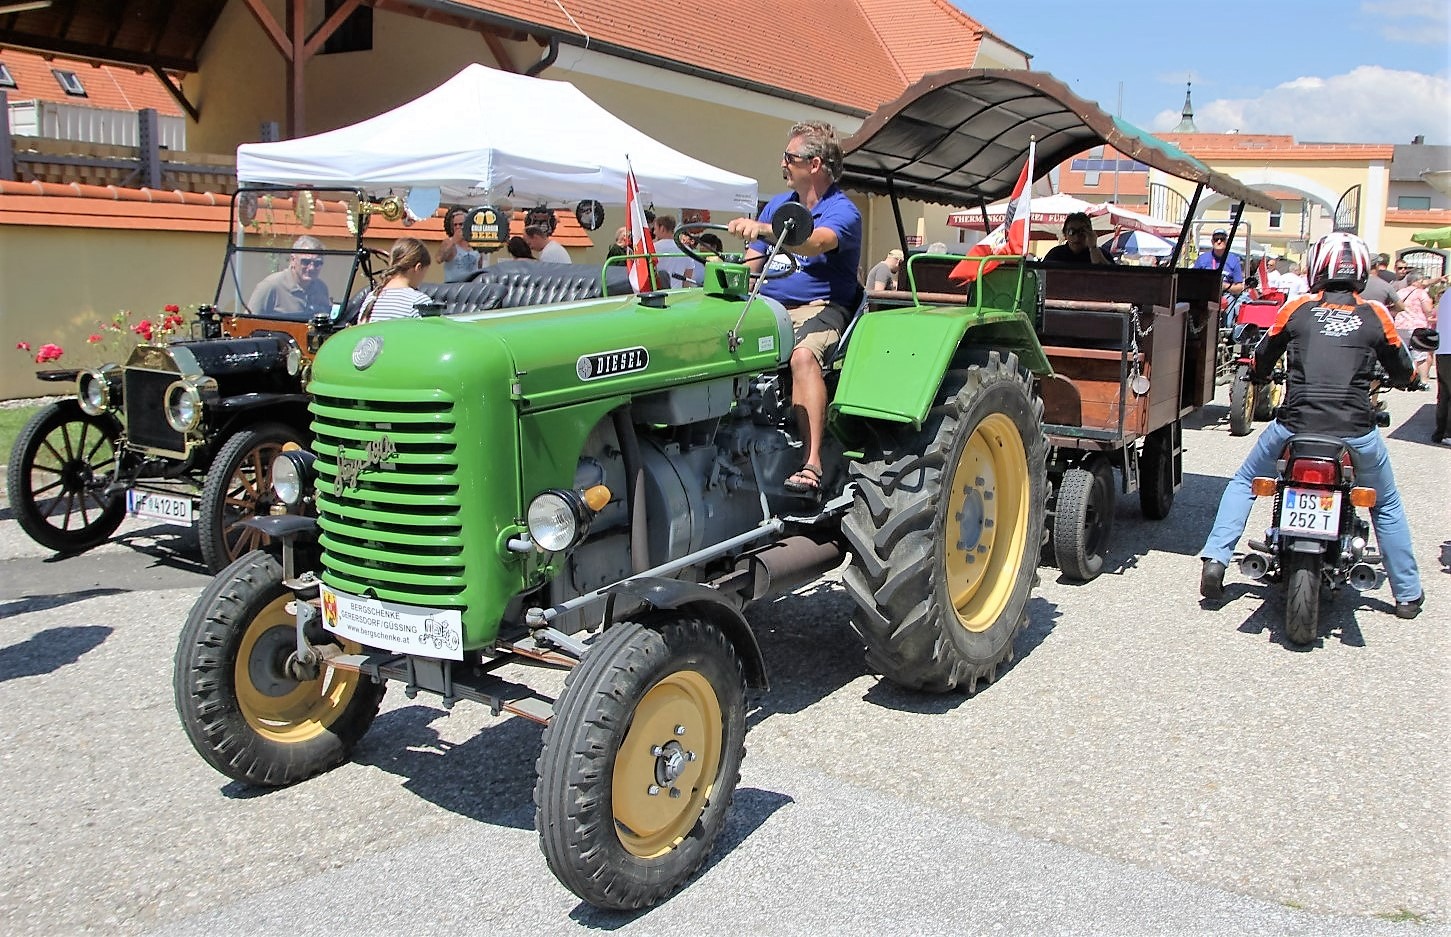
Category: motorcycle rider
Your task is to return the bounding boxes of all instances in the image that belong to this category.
[1198,232,1424,619]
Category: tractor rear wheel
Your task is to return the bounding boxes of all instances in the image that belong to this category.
[842,351,1046,693]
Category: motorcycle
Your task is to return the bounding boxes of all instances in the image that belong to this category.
[1237,434,1381,645]
[1219,279,1289,436]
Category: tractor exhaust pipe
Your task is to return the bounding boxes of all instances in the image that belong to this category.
[1239,553,1269,581]
[1347,563,1379,592]
[737,536,845,601]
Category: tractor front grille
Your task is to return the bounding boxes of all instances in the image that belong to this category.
[310,390,468,605]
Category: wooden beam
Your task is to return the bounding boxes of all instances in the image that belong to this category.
[302,0,362,60]
[479,27,514,72]
[151,65,200,123]
[238,0,293,63]
[286,0,305,135]
[0,31,196,71]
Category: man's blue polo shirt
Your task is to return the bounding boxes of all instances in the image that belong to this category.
[1194,248,1244,286]
[749,184,862,308]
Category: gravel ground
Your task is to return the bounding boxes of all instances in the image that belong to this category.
[0,386,1445,935]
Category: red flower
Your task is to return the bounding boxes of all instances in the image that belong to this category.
[16,341,30,352]
[132,319,154,342]
[87,334,103,344]
[164,304,180,314]
[162,313,185,331]
[35,343,63,363]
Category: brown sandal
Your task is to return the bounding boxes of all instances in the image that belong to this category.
[783,463,822,494]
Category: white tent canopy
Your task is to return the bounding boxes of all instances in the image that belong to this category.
[236,64,758,212]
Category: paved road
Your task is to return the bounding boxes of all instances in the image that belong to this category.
[1,389,1446,935]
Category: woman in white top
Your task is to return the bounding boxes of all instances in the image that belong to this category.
[437,208,481,283]
[361,237,433,322]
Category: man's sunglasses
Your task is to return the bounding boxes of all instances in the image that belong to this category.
[782,150,812,164]
[1064,227,1092,236]
[296,258,324,268]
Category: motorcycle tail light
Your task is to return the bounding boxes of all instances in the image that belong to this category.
[1288,459,1338,487]
[1251,477,1277,497]
[1350,487,1376,508]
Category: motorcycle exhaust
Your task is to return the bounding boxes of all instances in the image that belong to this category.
[1347,563,1380,592]
[1239,553,1269,581]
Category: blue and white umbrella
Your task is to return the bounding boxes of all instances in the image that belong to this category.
[1102,229,1174,258]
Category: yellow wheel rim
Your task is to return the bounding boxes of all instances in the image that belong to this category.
[612,670,722,859]
[942,412,1030,632]
[234,595,367,743]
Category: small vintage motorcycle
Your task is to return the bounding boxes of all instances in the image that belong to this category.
[1237,433,1381,645]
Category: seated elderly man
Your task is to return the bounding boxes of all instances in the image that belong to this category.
[248,235,332,317]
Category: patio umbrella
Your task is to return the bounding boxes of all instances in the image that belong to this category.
[1101,229,1174,258]
[946,193,1110,238]
[1410,226,1451,248]
[1087,202,1181,238]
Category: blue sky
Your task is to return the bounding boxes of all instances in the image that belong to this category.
[961,0,1450,145]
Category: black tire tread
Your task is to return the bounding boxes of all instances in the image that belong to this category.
[1139,425,1176,521]
[842,351,1046,693]
[172,550,385,787]
[1053,462,1114,583]
[1284,552,1321,646]
[6,400,124,553]
[1228,371,1254,437]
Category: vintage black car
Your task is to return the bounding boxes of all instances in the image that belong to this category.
[6,187,380,571]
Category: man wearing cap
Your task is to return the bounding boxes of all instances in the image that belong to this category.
[1192,229,1245,294]
[866,247,903,292]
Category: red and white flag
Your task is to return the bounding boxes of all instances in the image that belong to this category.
[625,158,657,292]
[1254,256,1273,299]
[951,141,1035,283]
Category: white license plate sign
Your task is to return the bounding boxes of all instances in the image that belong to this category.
[126,489,194,526]
[320,585,463,660]
[1279,487,1341,539]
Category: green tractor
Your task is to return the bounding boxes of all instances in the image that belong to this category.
[172,197,1048,907]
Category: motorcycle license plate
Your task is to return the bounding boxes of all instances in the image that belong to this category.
[126,489,194,526]
[320,584,464,660]
[1279,487,1341,540]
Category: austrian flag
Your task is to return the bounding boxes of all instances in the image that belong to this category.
[624,157,657,292]
[950,140,1035,283]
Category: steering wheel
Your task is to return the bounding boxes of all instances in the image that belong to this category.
[676,202,815,281]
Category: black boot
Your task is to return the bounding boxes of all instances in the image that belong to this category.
[1200,559,1226,600]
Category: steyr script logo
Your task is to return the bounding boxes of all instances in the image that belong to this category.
[577,346,649,381]
[337,436,397,492]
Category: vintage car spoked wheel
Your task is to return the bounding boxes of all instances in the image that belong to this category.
[843,350,1046,692]
[6,400,125,554]
[1283,552,1322,646]
[198,423,305,573]
[535,616,746,910]
[1052,458,1116,583]
[1228,369,1256,437]
[172,550,385,787]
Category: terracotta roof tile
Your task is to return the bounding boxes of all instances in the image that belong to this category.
[1384,207,1451,225]
[443,0,994,112]
[0,47,183,116]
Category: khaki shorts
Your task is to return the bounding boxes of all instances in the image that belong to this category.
[788,300,848,367]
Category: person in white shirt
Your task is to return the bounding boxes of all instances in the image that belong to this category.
[360,237,434,322]
[525,224,570,263]
[650,213,695,287]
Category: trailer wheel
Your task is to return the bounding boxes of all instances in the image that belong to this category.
[1052,459,1115,582]
[198,423,304,573]
[535,616,746,910]
[1138,422,1177,521]
[1228,369,1255,437]
[1283,552,1322,646]
[842,351,1046,693]
[173,550,384,787]
[7,400,125,554]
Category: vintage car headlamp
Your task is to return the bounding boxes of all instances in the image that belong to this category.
[76,364,121,416]
[270,447,316,508]
[526,485,610,553]
[163,379,205,432]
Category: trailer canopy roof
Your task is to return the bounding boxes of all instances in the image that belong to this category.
[840,69,1278,212]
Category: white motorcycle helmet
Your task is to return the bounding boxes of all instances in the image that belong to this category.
[1306,231,1371,292]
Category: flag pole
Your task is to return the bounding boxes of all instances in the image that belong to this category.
[1022,137,1035,262]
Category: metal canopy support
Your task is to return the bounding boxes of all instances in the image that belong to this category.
[886,175,908,256]
[0,90,13,182]
[137,108,162,189]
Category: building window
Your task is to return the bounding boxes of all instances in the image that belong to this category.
[322,0,373,54]
[1267,202,1282,230]
[52,69,86,97]
[0,63,15,89]
[1397,195,1431,211]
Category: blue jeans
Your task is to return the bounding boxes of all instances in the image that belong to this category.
[1199,420,1422,602]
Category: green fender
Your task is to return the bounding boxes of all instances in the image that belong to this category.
[831,305,1051,429]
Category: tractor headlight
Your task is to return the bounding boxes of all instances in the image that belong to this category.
[526,485,611,553]
[76,365,120,415]
[163,380,205,432]
[270,447,316,508]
